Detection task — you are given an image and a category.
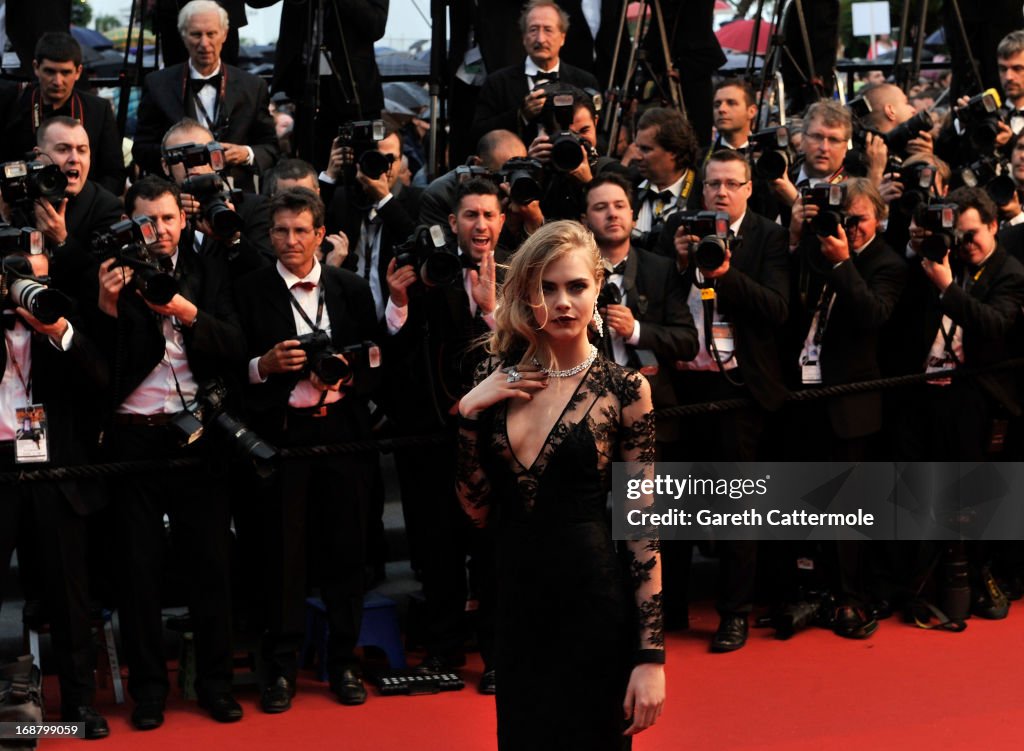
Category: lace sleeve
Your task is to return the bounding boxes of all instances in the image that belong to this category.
[618,370,664,663]
[455,356,501,528]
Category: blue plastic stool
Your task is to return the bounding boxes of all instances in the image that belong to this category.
[303,592,406,681]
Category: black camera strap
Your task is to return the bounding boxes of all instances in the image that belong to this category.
[181,65,228,133]
[696,276,744,388]
[811,284,836,347]
[288,283,326,334]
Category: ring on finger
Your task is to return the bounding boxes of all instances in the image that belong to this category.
[505,366,522,384]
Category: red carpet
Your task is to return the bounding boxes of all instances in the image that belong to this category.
[37,602,1024,750]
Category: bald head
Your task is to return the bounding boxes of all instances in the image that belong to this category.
[476,129,527,172]
[864,83,917,133]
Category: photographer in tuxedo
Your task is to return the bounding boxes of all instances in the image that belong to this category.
[96,176,244,730]
[233,188,380,712]
[0,248,109,739]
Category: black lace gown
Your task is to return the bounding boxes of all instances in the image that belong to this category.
[457,357,663,751]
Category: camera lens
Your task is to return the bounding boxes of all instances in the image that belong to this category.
[755,150,788,180]
[693,236,727,271]
[550,133,585,171]
[359,150,391,180]
[9,279,71,324]
[136,268,180,305]
[312,352,349,385]
[508,173,541,205]
[207,203,243,237]
[422,251,462,287]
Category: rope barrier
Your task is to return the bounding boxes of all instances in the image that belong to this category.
[3,359,1023,485]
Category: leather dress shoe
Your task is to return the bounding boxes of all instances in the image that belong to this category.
[63,705,110,740]
[331,668,367,706]
[260,676,295,714]
[710,614,748,653]
[478,669,496,695]
[833,606,878,639]
[198,691,243,723]
[131,700,165,731]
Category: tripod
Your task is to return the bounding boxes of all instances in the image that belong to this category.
[298,0,363,163]
[891,0,981,97]
[754,0,821,129]
[602,0,684,157]
[116,0,163,138]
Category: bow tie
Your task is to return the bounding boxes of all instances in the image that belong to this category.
[604,260,627,276]
[292,281,317,292]
[531,71,559,86]
[645,188,674,205]
[190,74,221,93]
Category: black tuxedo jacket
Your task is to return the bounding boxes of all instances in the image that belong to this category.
[615,246,697,440]
[801,236,907,439]
[329,182,422,307]
[0,323,107,514]
[233,263,380,438]
[95,249,244,409]
[49,181,125,308]
[559,0,625,85]
[132,63,279,186]
[472,61,600,145]
[920,247,1024,414]
[1,85,126,195]
[679,212,791,411]
[447,0,524,81]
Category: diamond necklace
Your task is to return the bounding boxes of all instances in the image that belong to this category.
[536,344,598,378]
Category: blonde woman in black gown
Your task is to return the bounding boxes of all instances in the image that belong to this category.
[456,220,665,750]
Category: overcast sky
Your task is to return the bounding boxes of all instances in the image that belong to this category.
[87,0,433,50]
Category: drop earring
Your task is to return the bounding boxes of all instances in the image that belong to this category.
[592,302,604,338]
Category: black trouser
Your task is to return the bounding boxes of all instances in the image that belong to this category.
[257,409,370,684]
[0,446,96,710]
[106,424,233,703]
[669,372,765,618]
[394,438,496,669]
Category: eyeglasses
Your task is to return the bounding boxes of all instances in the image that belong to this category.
[804,132,847,148]
[704,180,749,192]
[270,226,315,240]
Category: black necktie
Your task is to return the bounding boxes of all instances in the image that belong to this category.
[190,74,221,93]
[158,255,174,273]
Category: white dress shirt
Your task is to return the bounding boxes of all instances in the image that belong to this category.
[635,174,685,233]
[188,60,254,166]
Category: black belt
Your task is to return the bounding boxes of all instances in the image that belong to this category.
[112,413,176,427]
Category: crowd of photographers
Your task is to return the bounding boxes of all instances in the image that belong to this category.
[1,0,1024,739]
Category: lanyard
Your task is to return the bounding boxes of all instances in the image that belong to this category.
[288,283,326,333]
[6,333,33,406]
[181,67,228,131]
[812,284,835,347]
[31,86,82,130]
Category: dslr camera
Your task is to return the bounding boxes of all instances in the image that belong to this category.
[801,183,847,238]
[169,378,278,477]
[93,217,179,305]
[892,160,936,214]
[914,201,959,263]
[537,84,595,172]
[497,157,544,205]
[674,210,731,272]
[295,331,381,387]
[395,224,463,287]
[179,172,243,238]
[0,224,71,325]
[958,155,1017,207]
[162,141,227,172]
[750,126,792,180]
[955,89,1006,152]
[0,160,68,225]
[338,119,394,180]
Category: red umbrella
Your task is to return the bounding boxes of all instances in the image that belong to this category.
[716,18,776,55]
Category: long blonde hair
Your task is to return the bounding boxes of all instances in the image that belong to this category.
[489,220,603,365]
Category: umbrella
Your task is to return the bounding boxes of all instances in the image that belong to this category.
[716,18,776,55]
[925,27,946,47]
[383,81,430,113]
[374,49,429,77]
[104,27,158,52]
[71,25,114,51]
